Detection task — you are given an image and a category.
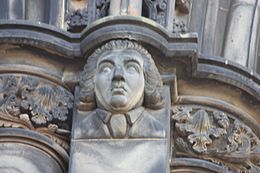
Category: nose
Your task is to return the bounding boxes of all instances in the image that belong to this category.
[112,66,125,81]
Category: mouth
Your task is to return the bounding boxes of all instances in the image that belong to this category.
[111,87,127,95]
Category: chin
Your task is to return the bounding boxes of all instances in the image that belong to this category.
[110,96,129,111]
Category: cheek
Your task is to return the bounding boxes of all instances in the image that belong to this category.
[95,76,104,91]
[95,74,111,91]
[96,72,110,82]
[127,74,145,90]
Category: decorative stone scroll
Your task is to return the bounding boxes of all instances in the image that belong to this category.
[0,75,73,151]
[172,105,260,172]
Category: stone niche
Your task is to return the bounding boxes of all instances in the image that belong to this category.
[69,40,171,173]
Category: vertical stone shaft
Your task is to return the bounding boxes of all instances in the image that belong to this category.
[223,0,259,67]
[109,0,142,16]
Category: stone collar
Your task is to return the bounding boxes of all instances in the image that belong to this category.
[96,107,145,126]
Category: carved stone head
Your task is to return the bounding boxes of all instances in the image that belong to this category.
[78,39,164,112]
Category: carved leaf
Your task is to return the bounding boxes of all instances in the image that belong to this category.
[96,0,110,19]
[213,111,229,129]
[189,110,210,133]
[4,94,21,117]
[0,75,73,150]
[31,114,47,125]
[176,137,190,151]
[65,8,88,29]
[226,120,260,163]
[173,18,187,33]
[173,108,227,153]
[19,113,34,127]
[185,110,213,152]
[172,106,192,122]
[48,124,58,132]
[209,128,226,138]
[188,133,212,153]
[175,123,188,136]
[21,83,73,125]
[52,107,68,121]
[172,105,260,171]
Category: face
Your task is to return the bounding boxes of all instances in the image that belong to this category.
[95,49,145,113]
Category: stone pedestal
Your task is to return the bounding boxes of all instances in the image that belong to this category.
[69,86,170,173]
[70,139,168,173]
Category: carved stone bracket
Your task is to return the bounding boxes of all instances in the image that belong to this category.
[0,75,73,151]
[173,18,187,33]
[65,8,88,32]
[172,105,260,172]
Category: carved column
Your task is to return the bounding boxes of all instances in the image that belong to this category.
[223,0,259,66]
[0,0,65,29]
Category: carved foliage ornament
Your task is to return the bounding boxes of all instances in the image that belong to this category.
[172,18,187,33]
[66,8,88,27]
[144,0,167,26]
[0,75,73,150]
[172,106,260,172]
[96,0,110,19]
[65,0,110,32]
[65,8,88,32]
[173,108,227,153]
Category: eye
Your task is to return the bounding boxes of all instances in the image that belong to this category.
[98,63,113,73]
[126,62,140,73]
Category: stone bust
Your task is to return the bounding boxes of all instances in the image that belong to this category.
[77,39,165,139]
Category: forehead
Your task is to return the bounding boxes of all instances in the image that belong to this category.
[97,49,144,65]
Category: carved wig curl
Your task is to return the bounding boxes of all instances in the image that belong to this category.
[78,39,164,111]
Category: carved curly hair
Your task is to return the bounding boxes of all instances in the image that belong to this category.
[78,39,164,111]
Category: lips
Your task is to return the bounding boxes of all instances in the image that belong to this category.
[111,87,126,95]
